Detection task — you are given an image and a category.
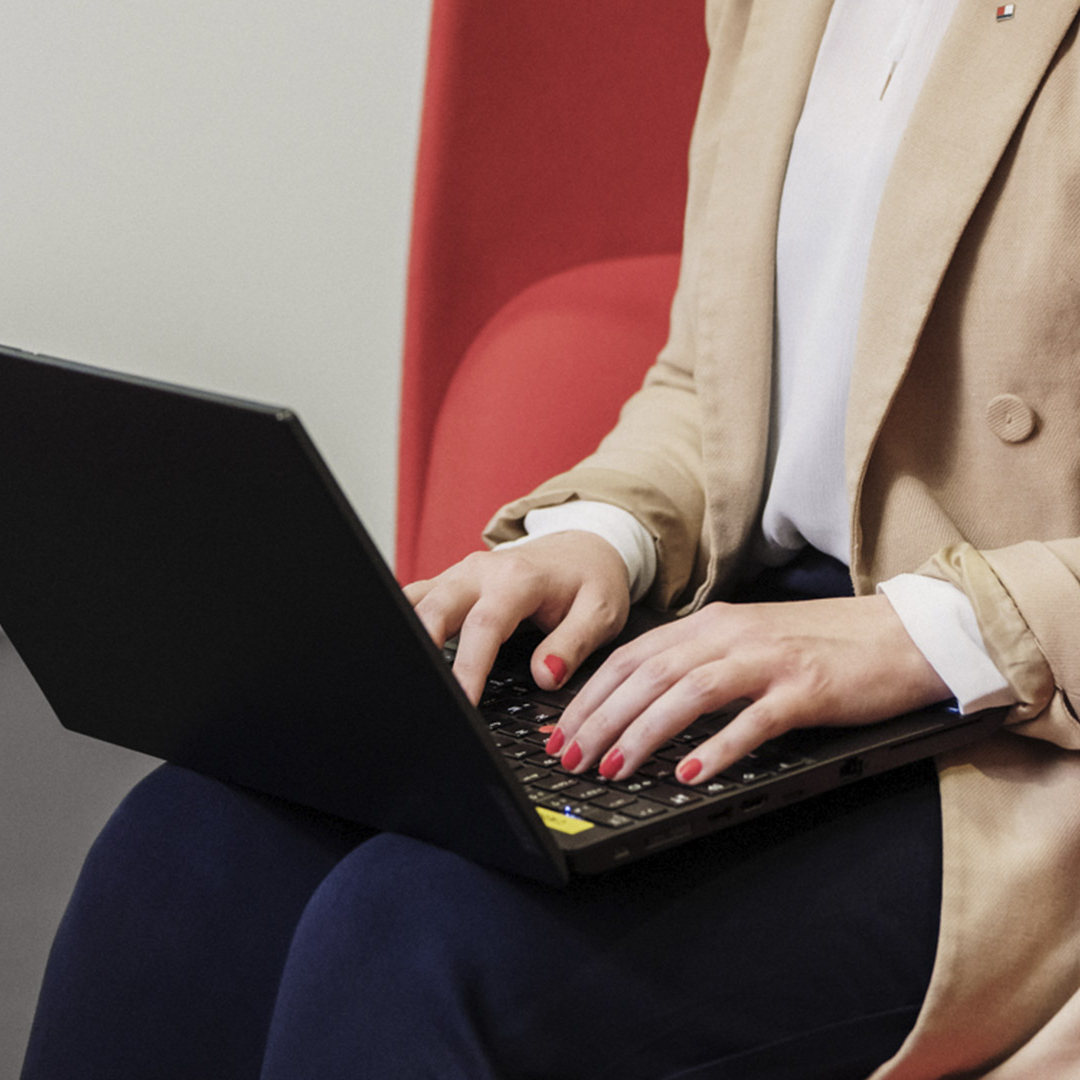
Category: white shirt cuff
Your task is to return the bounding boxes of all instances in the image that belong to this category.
[494,501,657,604]
[877,573,1016,714]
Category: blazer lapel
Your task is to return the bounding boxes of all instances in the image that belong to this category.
[694,0,834,584]
[847,0,1080,566]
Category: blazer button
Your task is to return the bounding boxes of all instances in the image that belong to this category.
[986,393,1037,443]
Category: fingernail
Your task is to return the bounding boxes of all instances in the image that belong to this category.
[545,728,565,754]
[678,758,703,783]
[538,723,557,734]
[561,741,582,771]
[543,654,568,685]
[599,748,624,780]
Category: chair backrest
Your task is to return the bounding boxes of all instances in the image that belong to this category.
[397,0,708,582]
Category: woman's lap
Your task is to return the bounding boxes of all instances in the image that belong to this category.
[23,755,941,1080]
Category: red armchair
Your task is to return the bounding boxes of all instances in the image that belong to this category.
[396,0,709,583]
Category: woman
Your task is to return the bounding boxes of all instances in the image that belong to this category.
[22,1,1080,1077]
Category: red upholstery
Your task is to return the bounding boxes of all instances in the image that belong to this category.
[397,0,708,582]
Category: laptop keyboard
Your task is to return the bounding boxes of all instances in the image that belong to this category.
[477,663,819,829]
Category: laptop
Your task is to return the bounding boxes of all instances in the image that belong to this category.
[0,344,1007,886]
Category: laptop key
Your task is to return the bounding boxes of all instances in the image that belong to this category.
[611,777,656,795]
[617,800,668,820]
[531,774,578,793]
[530,687,575,709]
[563,781,607,801]
[576,805,636,829]
[642,785,705,808]
[777,755,813,770]
[638,759,677,780]
[592,791,638,811]
[530,708,562,726]
[655,743,689,763]
[515,766,549,786]
[721,763,776,784]
[499,724,534,740]
[699,779,739,796]
[526,753,562,769]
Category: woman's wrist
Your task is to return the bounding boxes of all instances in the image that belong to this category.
[494,501,657,604]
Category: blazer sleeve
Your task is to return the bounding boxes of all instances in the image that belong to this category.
[922,541,1080,751]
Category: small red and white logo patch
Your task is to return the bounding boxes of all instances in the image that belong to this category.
[996,4,1015,20]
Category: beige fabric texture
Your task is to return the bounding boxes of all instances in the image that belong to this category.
[487,1,1080,1075]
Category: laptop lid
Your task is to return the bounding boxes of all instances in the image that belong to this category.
[0,345,569,885]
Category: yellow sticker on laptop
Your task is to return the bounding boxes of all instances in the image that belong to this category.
[536,806,594,835]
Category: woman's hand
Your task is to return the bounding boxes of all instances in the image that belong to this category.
[403,532,632,705]
[547,595,950,784]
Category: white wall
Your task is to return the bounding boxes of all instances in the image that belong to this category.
[0,1,431,1070]
[0,0,430,556]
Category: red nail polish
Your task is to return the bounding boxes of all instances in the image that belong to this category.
[545,728,565,755]
[543,654,568,685]
[678,758,703,783]
[599,748,624,780]
[562,741,582,771]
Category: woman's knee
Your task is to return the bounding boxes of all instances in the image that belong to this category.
[286,831,539,973]
[263,834,544,1080]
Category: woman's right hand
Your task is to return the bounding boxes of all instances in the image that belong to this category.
[403,531,632,705]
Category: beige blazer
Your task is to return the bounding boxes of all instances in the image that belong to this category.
[487,1,1080,1075]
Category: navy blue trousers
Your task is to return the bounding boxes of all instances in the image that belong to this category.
[22,554,943,1079]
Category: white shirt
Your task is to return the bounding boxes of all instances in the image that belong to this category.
[509,0,1014,713]
[763,0,958,562]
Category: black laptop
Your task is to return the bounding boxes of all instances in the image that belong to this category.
[0,345,1006,886]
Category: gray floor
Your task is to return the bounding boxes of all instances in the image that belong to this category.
[1,632,155,1075]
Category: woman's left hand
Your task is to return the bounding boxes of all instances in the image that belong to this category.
[548,595,950,784]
